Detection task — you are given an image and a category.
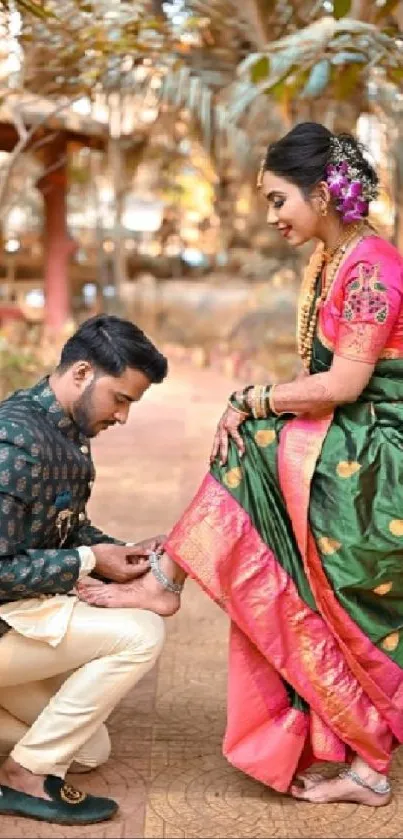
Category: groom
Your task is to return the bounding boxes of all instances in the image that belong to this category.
[0,314,168,825]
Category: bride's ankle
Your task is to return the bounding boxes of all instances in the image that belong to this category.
[351,757,386,785]
[149,551,185,595]
[160,552,186,585]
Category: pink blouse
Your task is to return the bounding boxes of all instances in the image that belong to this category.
[317,236,403,364]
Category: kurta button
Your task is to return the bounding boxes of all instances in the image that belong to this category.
[79,512,86,522]
[80,445,89,455]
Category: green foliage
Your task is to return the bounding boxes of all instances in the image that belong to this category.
[2,0,403,174]
[301,59,330,98]
[0,0,55,19]
[250,55,270,85]
[333,0,351,21]
[0,345,41,399]
[238,16,403,106]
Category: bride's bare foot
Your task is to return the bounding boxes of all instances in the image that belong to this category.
[294,771,329,791]
[0,757,52,800]
[290,768,391,806]
[78,577,180,615]
[77,552,184,616]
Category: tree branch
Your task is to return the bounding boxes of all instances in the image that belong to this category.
[0,94,82,211]
[239,0,271,49]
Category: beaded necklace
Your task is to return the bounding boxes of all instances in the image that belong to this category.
[298,222,366,370]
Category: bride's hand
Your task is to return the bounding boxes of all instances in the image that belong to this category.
[210,404,247,466]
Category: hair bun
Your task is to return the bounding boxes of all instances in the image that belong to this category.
[325,132,379,223]
[330,133,379,199]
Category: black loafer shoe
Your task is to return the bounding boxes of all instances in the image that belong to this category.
[0,774,118,824]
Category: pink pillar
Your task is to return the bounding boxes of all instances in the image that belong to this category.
[37,137,72,335]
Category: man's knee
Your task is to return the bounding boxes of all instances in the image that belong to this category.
[123,610,165,661]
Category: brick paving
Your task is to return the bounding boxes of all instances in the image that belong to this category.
[2,361,403,838]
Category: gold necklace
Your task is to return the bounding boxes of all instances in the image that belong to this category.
[298,222,366,370]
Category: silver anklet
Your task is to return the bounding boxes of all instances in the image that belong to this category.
[340,768,391,795]
[149,551,183,595]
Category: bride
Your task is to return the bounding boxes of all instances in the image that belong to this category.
[78,122,403,807]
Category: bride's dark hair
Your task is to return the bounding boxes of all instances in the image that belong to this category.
[262,122,378,201]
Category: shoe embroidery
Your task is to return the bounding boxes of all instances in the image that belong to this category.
[60,783,87,805]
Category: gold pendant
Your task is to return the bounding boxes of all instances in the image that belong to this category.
[55,509,73,546]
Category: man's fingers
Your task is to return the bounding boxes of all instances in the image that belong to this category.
[124,560,150,581]
[126,546,152,559]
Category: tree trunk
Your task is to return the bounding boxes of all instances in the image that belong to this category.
[107,133,127,315]
[37,134,73,337]
[350,0,372,21]
[242,0,271,48]
[215,170,239,253]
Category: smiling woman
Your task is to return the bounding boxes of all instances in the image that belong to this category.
[78,124,403,810]
[260,122,378,250]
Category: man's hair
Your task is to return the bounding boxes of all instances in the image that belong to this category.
[58,315,168,383]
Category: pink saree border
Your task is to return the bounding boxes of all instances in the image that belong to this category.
[278,415,403,742]
[165,473,394,790]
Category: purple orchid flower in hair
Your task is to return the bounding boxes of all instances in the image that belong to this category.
[341,180,363,209]
[325,163,349,199]
[342,199,369,224]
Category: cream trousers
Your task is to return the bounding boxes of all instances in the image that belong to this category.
[0,674,112,771]
[0,601,165,777]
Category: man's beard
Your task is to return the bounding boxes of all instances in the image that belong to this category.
[72,380,97,438]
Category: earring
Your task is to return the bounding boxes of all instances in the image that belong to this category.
[320,201,328,217]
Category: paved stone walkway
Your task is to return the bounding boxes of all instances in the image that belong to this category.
[2,362,403,838]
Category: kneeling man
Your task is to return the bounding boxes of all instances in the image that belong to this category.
[0,315,167,825]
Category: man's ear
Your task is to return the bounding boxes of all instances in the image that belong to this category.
[71,361,94,387]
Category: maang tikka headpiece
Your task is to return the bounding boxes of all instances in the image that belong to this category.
[325,135,378,224]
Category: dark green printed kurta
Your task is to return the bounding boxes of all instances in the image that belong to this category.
[0,378,121,637]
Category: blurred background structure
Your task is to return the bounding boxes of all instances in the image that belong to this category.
[0,0,402,395]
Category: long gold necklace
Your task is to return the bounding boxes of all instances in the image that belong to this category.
[298,222,366,370]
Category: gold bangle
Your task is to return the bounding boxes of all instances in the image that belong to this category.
[252,386,263,419]
[250,386,258,419]
[259,386,266,419]
[228,399,248,416]
[269,384,281,416]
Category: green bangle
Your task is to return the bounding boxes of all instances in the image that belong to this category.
[264,384,273,417]
[242,386,254,410]
[228,391,251,415]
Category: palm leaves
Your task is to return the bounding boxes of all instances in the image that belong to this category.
[238,16,403,103]
[2,0,403,170]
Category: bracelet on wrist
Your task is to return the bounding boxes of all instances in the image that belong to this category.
[227,398,249,416]
[230,384,281,420]
[249,384,271,419]
[268,384,280,416]
[267,384,289,418]
[228,387,253,416]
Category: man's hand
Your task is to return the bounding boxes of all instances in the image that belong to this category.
[127,534,167,556]
[91,544,150,583]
